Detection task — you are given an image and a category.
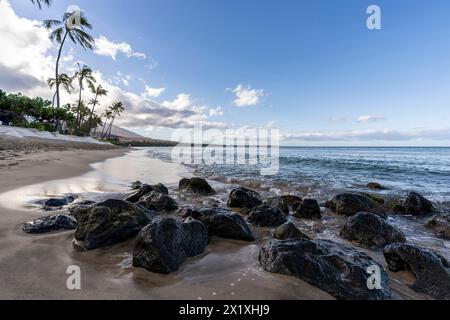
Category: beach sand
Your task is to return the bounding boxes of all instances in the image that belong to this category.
[0,137,335,300]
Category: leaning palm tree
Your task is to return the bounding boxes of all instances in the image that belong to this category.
[30,0,51,9]
[43,10,94,110]
[101,109,113,140]
[47,73,74,107]
[73,64,96,131]
[104,101,125,139]
[87,83,108,136]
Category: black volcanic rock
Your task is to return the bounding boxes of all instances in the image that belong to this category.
[259,239,391,300]
[341,212,406,249]
[23,214,76,234]
[273,222,310,240]
[325,193,386,219]
[132,217,208,274]
[227,187,263,209]
[294,199,321,220]
[125,183,169,203]
[138,191,178,212]
[179,178,215,196]
[247,205,287,227]
[384,243,450,299]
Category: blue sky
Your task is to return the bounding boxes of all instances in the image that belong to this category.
[3,0,450,145]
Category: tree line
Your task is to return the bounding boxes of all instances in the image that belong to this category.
[0,0,125,139]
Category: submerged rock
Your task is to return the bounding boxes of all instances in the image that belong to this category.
[325,193,386,218]
[383,243,450,299]
[280,195,303,212]
[341,212,406,249]
[294,199,321,220]
[130,181,143,190]
[138,191,178,212]
[273,222,310,240]
[259,239,391,300]
[23,214,76,234]
[367,182,387,190]
[425,213,450,240]
[125,183,169,203]
[179,178,215,196]
[73,199,153,250]
[183,208,255,241]
[132,217,209,274]
[248,205,287,227]
[227,187,263,209]
[394,192,434,216]
[42,196,76,210]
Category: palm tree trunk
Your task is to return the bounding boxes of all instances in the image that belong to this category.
[51,91,56,108]
[87,93,98,136]
[55,31,68,109]
[76,79,83,132]
[108,114,116,139]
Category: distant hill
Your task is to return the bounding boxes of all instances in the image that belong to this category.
[95,125,178,147]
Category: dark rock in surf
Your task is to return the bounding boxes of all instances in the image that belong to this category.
[394,192,434,216]
[325,193,386,219]
[273,222,310,240]
[281,195,303,212]
[73,199,153,250]
[130,181,143,190]
[42,196,76,209]
[259,239,391,300]
[227,187,263,209]
[247,205,287,228]
[23,214,76,234]
[341,212,406,249]
[265,197,290,215]
[132,217,208,274]
[125,183,169,203]
[383,243,450,299]
[179,177,215,196]
[367,182,387,190]
[294,199,321,220]
[183,208,255,241]
[139,191,178,212]
[425,213,450,240]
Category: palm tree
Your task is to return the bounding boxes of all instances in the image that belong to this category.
[43,10,94,110]
[47,73,74,107]
[101,109,113,139]
[87,83,108,135]
[30,0,51,9]
[104,101,125,139]
[73,64,96,131]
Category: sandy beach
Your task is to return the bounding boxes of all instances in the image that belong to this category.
[0,137,337,300]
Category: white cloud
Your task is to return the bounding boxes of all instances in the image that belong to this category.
[231,84,264,107]
[282,129,450,142]
[94,35,146,60]
[142,85,165,98]
[209,106,224,117]
[357,115,386,123]
[162,93,192,111]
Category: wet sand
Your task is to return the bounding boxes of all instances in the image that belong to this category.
[0,144,335,300]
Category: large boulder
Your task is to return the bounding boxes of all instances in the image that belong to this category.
[325,193,386,218]
[259,239,391,300]
[125,183,169,203]
[294,199,321,220]
[179,178,215,196]
[394,192,434,216]
[247,205,287,227]
[227,187,263,209]
[273,222,310,240]
[23,214,76,234]
[138,191,178,212]
[425,213,450,240]
[132,217,209,274]
[384,243,450,299]
[183,208,255,241]
[341,212,406,249]
[73,199,153,250]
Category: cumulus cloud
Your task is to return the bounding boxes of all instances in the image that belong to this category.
[231,84,264,107]
[209,106,224,117]
[357,115,386,123]
[282,129,450,142]
[142,85,165,98]
[94,35,146,60]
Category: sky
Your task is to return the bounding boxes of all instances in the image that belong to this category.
[1,0,450,146]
